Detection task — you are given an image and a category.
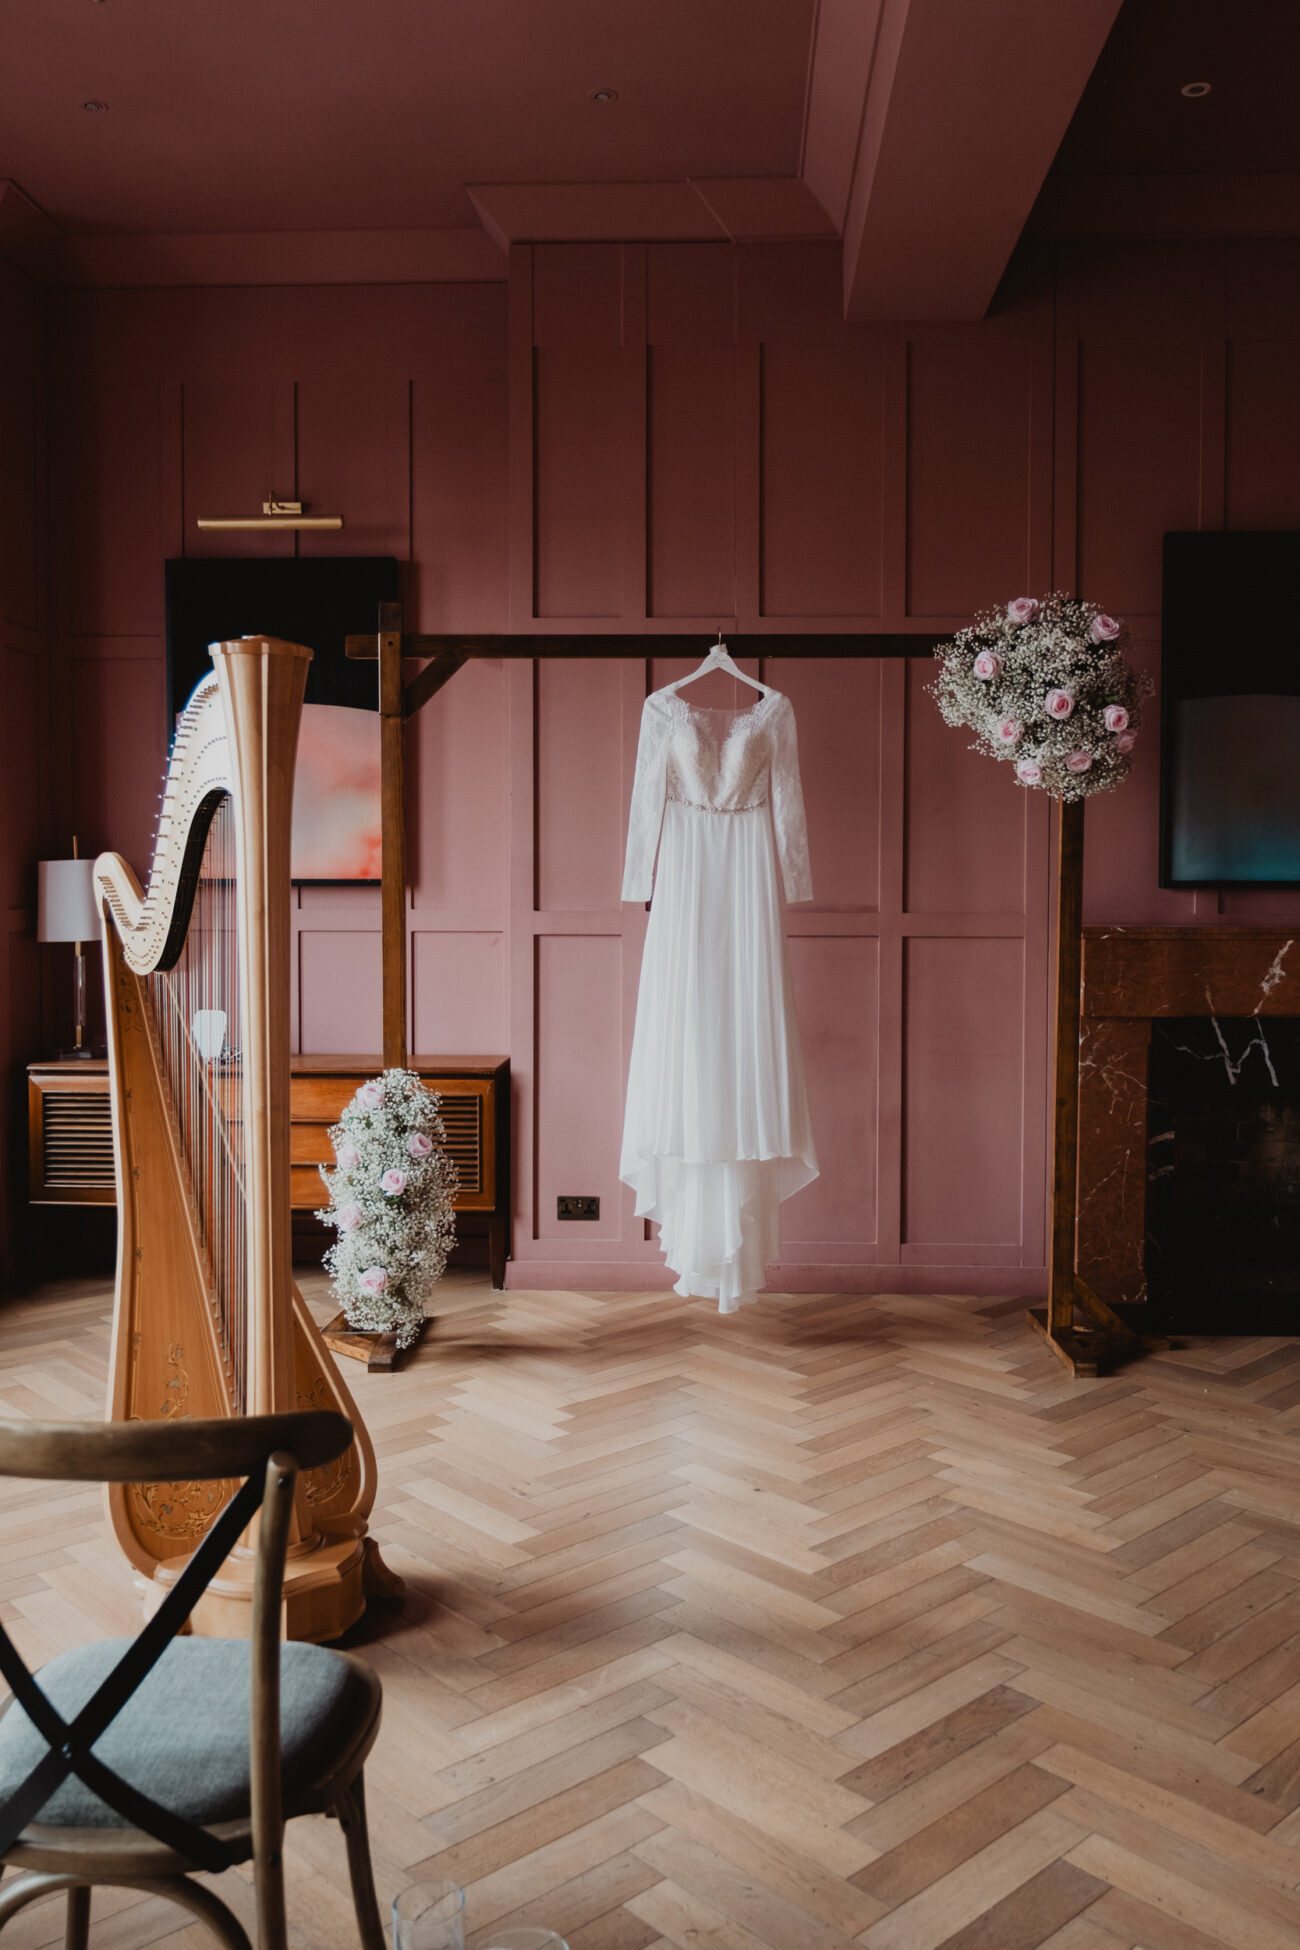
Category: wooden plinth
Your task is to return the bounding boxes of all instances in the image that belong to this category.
[323,1311,430,1373]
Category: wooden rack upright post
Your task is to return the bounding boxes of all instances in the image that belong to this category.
[1027,797,1144,1377]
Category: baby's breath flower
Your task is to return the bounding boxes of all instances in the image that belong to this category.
[316,1068,458,1347]
[928,592,1152,802]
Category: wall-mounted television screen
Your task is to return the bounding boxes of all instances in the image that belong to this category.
[1162,532,1300,888]
[165,556,399,883]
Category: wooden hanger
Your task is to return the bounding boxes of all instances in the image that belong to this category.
[667,633,769,696]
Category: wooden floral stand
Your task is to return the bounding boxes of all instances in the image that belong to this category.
[1028,798,1146,1377]
[353,606,1131,1369]
[320,602,455,1368]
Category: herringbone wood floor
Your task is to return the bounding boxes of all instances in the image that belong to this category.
[0,1272,1299,1949]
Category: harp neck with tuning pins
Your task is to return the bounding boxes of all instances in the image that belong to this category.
[94,635,394,1640]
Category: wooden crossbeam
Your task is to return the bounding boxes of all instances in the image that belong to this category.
[345,630,948,679]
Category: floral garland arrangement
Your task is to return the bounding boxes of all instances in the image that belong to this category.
[929,593,1152,800]
[316,1068,458,1348]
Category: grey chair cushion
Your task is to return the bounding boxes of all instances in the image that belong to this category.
[0,1637,374,1828]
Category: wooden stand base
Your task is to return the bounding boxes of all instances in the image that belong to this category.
[1028,1311,1136,1379]
[323,1311,430,1372]
[1028,1273,1157,1379]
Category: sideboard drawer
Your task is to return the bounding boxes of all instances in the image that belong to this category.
[289,1076,495,1211]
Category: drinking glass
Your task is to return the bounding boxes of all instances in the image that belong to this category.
[478,1932,569,1950]
[392,1879,466,1950]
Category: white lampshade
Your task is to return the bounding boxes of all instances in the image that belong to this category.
[37,859,100,944]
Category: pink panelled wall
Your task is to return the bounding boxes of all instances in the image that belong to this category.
[0,257,50,1285]
[27,235,1300,1293]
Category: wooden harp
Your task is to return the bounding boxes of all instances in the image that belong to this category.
[94,635,393,1640]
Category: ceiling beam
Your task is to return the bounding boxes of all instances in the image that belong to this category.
[465,179,834,247]
[804,0,1123,321]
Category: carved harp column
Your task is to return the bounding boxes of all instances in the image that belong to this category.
[95,636,395,1641]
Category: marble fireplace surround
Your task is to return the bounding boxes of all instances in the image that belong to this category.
[1077,927,1298,1310]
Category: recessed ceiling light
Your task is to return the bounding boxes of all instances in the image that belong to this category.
[588,88,619,105]
[82,99,108,111]
[1180,81,1212,98]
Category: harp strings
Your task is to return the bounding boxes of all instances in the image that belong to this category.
[148,795,247,1411]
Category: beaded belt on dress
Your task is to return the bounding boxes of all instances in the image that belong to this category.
[666,795,768,814]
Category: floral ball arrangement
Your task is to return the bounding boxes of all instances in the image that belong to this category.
[316,1068,458,1347]
[930,593,1152,800]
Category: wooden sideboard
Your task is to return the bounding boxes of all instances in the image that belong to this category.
[27,1061,117,1206]
[289,1057,510,1288]
[28,1054,511,1288]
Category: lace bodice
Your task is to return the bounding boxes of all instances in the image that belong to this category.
[622,687,812,903]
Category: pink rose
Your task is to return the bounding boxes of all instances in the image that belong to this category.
[407,1131,434,1159]
[380,1169,408,1197]
[335,1140,361,1172]
[1115,729,1138,754]
[972,650,1001,681]
[1006,597,1040,625]
[358,1267,388,1295]
[1090,612,1121,643]
[336,1201,363,1232]
[1065,749,1093,773]
[1044,688,1075,721]
[1015,759,1043,785]
[1103,704,1129,733]
[994,717,1023,745]
[357,1080,384,1111]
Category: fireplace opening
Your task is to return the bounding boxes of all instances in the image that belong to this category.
[1145,1016,1300,1332]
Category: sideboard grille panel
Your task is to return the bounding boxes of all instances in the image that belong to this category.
[43,1093,115,1187]
[437,1094,483,1196]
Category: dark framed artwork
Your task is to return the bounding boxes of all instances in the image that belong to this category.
[1161,532,1300,889]
[165,557,398,882]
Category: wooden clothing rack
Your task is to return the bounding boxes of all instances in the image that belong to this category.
[344,605,943,1071]
[347,605,1138,1376]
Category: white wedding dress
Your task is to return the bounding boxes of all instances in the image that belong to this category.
[620,683,818,1312]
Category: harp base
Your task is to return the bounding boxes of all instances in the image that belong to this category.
[361,1534,407,1601]
[153,1531,368,1644]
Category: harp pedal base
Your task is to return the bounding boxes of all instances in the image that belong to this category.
[322,1311,431,1373]
[155,1534,369,1644]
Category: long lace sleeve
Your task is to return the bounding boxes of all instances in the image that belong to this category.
[770,695,813,902]
[621,693,671,900]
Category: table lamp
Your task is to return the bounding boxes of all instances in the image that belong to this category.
[37,839,101,1059]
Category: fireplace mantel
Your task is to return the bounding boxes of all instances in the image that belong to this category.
[1077,927,1299,1311]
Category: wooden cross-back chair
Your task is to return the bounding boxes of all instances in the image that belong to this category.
[0,1410,385,1950]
